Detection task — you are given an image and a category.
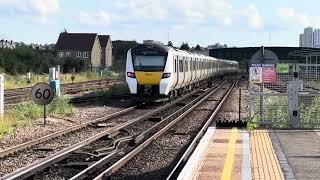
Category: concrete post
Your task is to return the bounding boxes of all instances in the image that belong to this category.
[0,74,4,117]
[49,67,56,82]
[56,65,60,80]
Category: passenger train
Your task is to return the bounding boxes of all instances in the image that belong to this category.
[126,43,238,102]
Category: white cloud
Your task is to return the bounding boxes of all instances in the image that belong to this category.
[0,0,60,23]
[96,0,262,30]
[77,11,119,27]
[277,8,311,27]
[105,0,169,21]
[246,4,263,29]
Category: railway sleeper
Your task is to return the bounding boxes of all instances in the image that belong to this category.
[176,102,187,106]
[147,116,163,122]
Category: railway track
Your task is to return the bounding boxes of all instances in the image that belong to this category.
[4,79,124,106]
[1,80,233,180]
[0,82,216,179]
[106,81,236,180]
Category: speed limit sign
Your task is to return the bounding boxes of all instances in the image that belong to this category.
[31,83,54,105]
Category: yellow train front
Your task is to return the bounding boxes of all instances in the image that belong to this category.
[126,43,239,103]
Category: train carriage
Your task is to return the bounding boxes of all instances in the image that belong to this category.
[126,42,238,102]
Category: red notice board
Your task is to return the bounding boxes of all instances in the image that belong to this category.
[262,67,277,84]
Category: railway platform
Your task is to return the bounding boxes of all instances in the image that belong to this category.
[178,127,284,180]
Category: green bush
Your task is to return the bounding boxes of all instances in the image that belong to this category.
[300,97,320,128]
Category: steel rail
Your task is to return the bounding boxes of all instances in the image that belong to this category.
[166,81,237,180]
[0,106,135,158]
[92,82,227,180]
[1,89,199,180]
[134,83,223,144]
[67,84,223,180]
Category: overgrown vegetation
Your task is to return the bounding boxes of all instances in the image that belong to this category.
[249,96,320,129]
[300,97,320,128]
[0,96,74,139]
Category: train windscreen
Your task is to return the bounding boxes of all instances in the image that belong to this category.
[133,55,165,71]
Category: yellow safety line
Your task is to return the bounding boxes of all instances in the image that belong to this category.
[220,128,238,180]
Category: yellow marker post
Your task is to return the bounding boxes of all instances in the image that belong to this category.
[221,128,238,180]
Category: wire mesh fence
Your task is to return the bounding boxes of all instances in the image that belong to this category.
[250,63,320,128]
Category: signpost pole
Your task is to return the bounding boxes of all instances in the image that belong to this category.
[44,105,47,125]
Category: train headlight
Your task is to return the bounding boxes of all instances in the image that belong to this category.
[162,73,171,79]
[127,72,136,78]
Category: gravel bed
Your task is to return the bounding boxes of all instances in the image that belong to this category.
[111,83,231,179]
[215,79,250,123]
[22,89,205,179]
[0,107,151,177]
[0,104,127,151]
[29,94,202,179]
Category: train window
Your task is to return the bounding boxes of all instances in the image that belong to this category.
[174,59,177,73]
[179,59,183,72]
[185,60,187,72]
[186,60,189,72]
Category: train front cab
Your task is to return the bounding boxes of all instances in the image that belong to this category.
[126,44,171,102]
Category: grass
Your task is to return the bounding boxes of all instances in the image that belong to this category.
[0,96,74,139]
[4,71,121,89]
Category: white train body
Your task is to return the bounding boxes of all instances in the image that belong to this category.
[126,43,238,100]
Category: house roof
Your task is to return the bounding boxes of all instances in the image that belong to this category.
[55,32,97,51]
[98,35,110,47]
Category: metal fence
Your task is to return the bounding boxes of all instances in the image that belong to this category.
[250,63,320,128]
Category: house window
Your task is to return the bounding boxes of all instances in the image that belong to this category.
[66,52,71,57]
[76,52,81,58]
[83,52,88,58]
[58,52,64,58]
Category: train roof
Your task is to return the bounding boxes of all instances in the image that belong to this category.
[132,43,238,64]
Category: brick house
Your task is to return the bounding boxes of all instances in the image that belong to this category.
[98,35,112,68]
[55,32,112,71]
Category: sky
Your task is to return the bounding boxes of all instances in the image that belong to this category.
[0,0,320,47]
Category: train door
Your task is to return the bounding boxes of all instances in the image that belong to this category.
[178,56,184,88]
[173,56,178,89]
[191,58,194,83]
[185,57,190,86]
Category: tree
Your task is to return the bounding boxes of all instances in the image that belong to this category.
[180,42,190,50]
[111,40,138,72]
[194,44,201,50]
[167,41,173,47]
[0,46,59,75]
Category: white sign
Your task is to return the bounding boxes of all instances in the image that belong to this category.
[250,67,262,83]
[31,83,54,105]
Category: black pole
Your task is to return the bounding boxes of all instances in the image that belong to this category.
[239,89,241,122]
[44,105,47,125]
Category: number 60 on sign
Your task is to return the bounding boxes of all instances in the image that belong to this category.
[31,83,55,106]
